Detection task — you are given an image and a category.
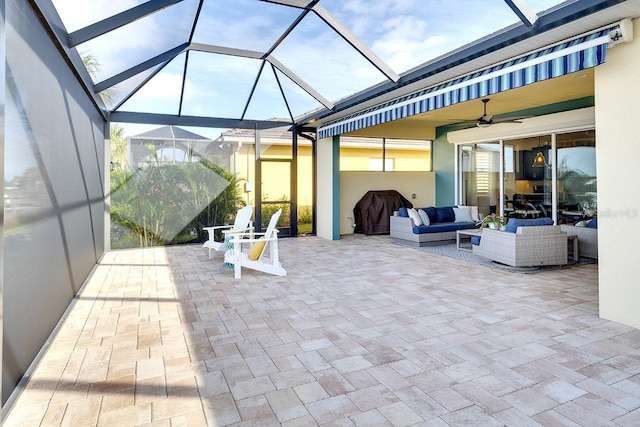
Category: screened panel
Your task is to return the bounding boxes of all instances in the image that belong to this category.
[72,0,200,83]
[320,0,523,72]
[52,0,148,32]
[243,65,294,121]
[52,0,571,124]
[273,12,388,102]
[117,57,186,114]
[180,52,263,118]
[193,0,303,51]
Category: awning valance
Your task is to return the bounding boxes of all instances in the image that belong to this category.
[318,28,613,139]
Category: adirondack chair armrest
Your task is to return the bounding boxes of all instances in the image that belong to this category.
[222,226,254,236]
[203,225,233,234]
[229,231,278,245]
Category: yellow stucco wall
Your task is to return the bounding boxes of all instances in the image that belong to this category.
[595,18,640,329]
[346,120,436,140]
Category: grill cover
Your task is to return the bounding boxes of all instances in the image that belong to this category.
[353,190,413,235]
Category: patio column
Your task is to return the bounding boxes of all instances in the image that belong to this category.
[316,135,340,240]
[595,17,640,329]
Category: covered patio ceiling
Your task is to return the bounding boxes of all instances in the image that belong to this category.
[32,0,627,134]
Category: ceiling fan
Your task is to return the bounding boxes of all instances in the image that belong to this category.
[471,98,526,127]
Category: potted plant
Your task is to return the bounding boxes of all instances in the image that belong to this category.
[477,213,507,230]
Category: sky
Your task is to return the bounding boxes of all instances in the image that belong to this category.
[51,0,568,140]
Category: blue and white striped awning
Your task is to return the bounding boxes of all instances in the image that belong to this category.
[318,28,613,139]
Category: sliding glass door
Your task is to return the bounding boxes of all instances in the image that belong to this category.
[458,130,596,224]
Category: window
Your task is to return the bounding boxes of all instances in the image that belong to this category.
[340,137,430,171]
[369,158,394,171]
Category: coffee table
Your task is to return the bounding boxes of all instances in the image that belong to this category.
[456,228,482,252]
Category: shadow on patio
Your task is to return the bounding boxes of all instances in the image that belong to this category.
[4,235,640,426]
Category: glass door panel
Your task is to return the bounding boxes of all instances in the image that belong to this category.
[509,136,552,218]
[461,143,501,218]
[557,131,596,224]
[260,159,291,235]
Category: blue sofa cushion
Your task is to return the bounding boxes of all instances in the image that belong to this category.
[398,207,409,217]
[587,217,598,229]
[504,217,554,233]
[470,236,481,246]
[435,206,455,223]
[412,222,476,234]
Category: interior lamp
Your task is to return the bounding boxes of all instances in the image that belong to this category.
[532,150,547,167]
[532,136,548,167]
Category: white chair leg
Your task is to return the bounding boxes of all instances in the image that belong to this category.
[234,262,242,279]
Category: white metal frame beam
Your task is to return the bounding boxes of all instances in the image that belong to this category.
[67,0,183,47]
[504,0,538,27]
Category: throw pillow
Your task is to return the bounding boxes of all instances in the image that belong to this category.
[469,206,479,222]
[575,221,586,227]
[407,208,423,226]
[248,238,266,260]
[587,217,598,229]
[418,209,430,226]
[424,207,438,223]
[453,207,473,223]
[457,205,480,222]
[435,206,456,223]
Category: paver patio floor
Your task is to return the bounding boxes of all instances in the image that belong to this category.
[3,235,640,426]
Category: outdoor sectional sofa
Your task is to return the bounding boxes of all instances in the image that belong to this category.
[560,217,598,259]
[472,218,568,267]
[390,206,479,245]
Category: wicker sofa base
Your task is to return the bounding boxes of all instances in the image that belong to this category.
[472,226,568,267]
[390,214,473,246]
[560,224,598,259]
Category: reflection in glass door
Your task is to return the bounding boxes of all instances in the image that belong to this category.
[460,143,501,218]
[556,131,596,224]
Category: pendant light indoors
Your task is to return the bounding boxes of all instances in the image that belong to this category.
[531,137,547,167]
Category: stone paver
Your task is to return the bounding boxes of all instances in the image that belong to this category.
[3,235,640,427]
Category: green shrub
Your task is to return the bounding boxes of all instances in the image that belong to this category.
[110,160,243,248]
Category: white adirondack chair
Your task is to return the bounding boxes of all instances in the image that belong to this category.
[224,208,287,279]
[203,205,253,259]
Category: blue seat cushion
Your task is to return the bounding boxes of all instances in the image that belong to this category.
[413,222,476,234]
[587,217,598,229]
[398,207,409,217]
[471,236,481,246]
[504,217,554,233]
[435,206,455,223]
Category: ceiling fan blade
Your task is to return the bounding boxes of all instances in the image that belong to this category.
[493,119,522,124]
[492,115,533,124]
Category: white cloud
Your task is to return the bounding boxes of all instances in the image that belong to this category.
[137,73,187,100]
